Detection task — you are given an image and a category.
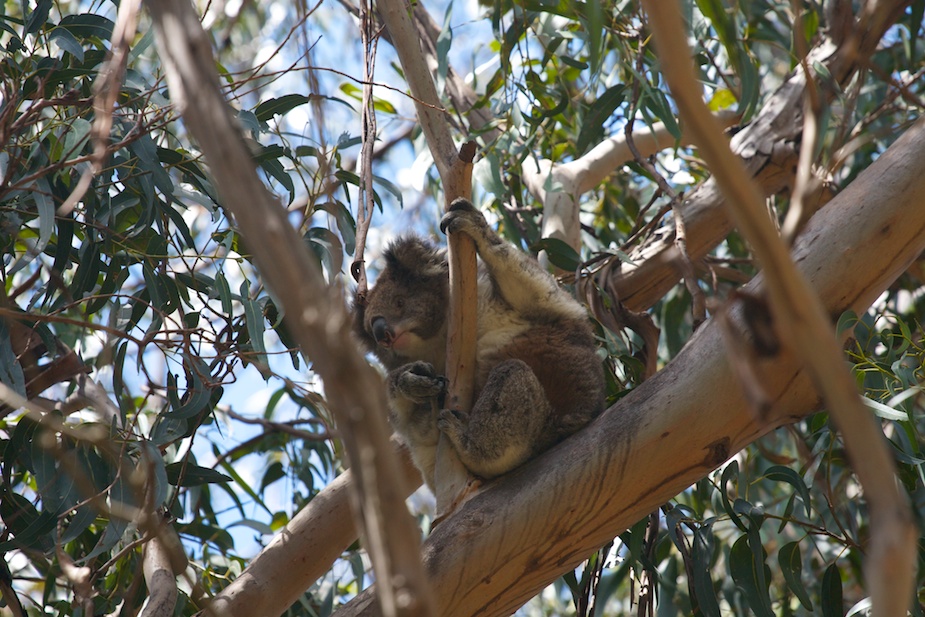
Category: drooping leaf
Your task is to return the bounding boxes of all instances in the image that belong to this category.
[576,84,625,154]
[764,465,812,518]
[778,542,813,611]
[255,94,311,122]
[165,462,232,487]
[691,524,721,617]
[530,237,581,272]
[58,14,115,41]
[821,563,844,617]
[729,534,774,617]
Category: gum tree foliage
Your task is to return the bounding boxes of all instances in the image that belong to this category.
[0,0,922,615]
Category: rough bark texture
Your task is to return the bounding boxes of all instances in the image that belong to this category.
[332,117,925,616]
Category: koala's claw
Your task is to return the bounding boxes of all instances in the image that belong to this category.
[390,361,447,403]
[440,198,485,236]
[437,408,468,436]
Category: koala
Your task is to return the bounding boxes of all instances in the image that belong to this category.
[353,198,605,490]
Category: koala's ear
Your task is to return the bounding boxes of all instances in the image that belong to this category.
[385,237,446,278]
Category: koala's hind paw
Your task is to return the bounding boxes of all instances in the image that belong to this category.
[390,361,447,403]
[437,408,469,439]
[440,199,486,236]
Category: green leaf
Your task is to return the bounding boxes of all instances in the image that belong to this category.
[691,525,721,617]
[49,26,84,62]
[373,174,404,208]
[836,309,859,338]
[24,0,52,35]
[59,505,96,545]
[764,465,812,518]
[861,396,908,421]
[708,88,737,112]
[729,535,774,617]
[129,133,174,198]
[821,563,843,617]
[83,475,130,561]
[214,271,233,315]
[315,201,356,256]
[259,155,294,204]
[644,87,681,140]
[166,355,213,419]
[58,14,115,41]
[0,491,56,552]
[0,319,26,399]
[581,0,603,76]
[435,4,453,95]
[306,227,344,278]
[165,462,232,486]
[255,94,312,122]
[719,461,747,532]
[778,542,813,610]
[530,237,581,272]
[63,117,91,160]
[576,84,625,154]
[241,280,268,367]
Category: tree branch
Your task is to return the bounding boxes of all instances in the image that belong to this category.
[209,445,422,617]
[332,114,925,617]
[606,0,911,311]
[145,2,434,615]
[640,2,917,614]
[377,0,477,515]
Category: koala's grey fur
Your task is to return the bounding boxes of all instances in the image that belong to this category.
[353,198,605,490]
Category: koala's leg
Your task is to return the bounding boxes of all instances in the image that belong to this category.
[440,199,584,320]
[437,358,552,480]
[387,361,447,490]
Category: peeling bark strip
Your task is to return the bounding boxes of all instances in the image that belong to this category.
[145,2,435,616]
[333,119,925,617]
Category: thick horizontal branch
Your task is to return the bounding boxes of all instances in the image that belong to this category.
[642,1,916,614]
[609,0,910,311]
[334,115,925,616]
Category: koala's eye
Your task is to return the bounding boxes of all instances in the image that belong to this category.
[395,298,405,311]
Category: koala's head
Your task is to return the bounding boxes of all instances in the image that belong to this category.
[353,236,449,369]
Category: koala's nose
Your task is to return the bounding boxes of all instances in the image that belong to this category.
[371,317,391,344]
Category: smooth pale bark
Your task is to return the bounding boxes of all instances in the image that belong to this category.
[641,2,916,614]
[333,117,925,616]
[523,112,737,250]
[146,2,434,616]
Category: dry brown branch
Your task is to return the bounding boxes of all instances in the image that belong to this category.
[640,1,917,614]
[145,1,435,615]
[330,109,925,617]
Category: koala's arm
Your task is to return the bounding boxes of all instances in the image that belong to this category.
[385,361,447,490]
[440,199,585,320]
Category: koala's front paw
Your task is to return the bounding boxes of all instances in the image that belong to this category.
[437,408,469,440]
[439,198,487,237]
[389,361,447,404]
